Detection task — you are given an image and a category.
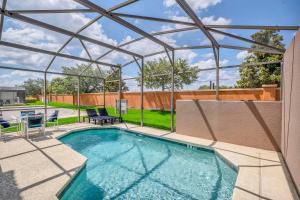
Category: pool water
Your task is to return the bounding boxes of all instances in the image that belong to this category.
[59,128,237,200]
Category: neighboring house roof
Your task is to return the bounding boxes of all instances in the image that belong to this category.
[0,87,26,91]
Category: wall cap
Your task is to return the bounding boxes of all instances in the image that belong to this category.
[262,84,278,88]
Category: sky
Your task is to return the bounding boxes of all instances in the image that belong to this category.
[0,0,299,91]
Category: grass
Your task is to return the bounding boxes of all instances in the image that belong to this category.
[1,101,174,132]
[105,107,174,130]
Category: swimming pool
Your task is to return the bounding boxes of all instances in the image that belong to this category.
[59,128,237,200]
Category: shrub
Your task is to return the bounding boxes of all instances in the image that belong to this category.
[25,97,38,103]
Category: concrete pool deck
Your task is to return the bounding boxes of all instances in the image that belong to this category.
[0,123,299,200]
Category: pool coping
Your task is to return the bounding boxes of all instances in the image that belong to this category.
[53,124,299,200]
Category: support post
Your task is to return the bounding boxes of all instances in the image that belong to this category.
[140,57,144,126]
[171,50,175,132]
[216,48,220,100]
[44,72,48,121]
[103,79,106,108]
[77,76,80,122]
[280,61,283,101]
[118,67,122,120]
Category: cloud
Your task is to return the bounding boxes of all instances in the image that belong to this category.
[202,16,231,25]
[0,70,44,87]
[0,46,53,69]
[201,53,214,59]
[236,51,253,60]
[120,34,197,64]
[192,58,229,69]
[164,0,221,11]
[1,0,124,71]
[165,14,231,44]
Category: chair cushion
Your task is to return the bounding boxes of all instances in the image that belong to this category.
[48,110,58,122]
[86,109,98,117]
[28,116,43,128]
[98,108,109,116]
[0,119,10,128]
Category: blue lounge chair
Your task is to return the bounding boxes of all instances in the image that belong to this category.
[97,108,121,123]
[0,119,10,140]
[86,109,111,125]
[0,119,10,128]
[47,110,59,128]
[0,118,23,140]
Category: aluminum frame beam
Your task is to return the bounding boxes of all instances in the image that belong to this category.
[0,65,105,79]
[110,12,289,53]
[6,9,300,31]
[170,50,175,132]
[0,0,7,40]
[93,22,285,64]
[107,60,283,82]
[45,14,103,72]
[9,9,94,14]
[209,28,285,53]
[207,25,300,30]
[121,43,282,70]
[175,0,219,48]
[175,0,220,67]
[0,40,117,67]
[133,57,144,126]
[164,47,175,131]
[215,48,220,100]
[73,0,175,51]
[79,39,103,76]
[77,77,81,122]
[44,72,48,120]
[44,0,138,73]
[1,10,142,59]
[112,12,299,31]
[220,45,283,55]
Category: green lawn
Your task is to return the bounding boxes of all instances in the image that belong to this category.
[2,101,174,132]
[106,107,174,130]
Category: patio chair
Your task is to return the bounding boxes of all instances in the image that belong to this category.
[97,108,121,123]
[0,119,21,140]
[86,109,112,125]
[20,110,35,133]
[0,119,10,140]
[47,110,59,129]
[20,110,35,117]
[24,114,45,139]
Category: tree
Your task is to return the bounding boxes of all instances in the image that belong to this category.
[61,64,105,94]
[105,68,129,92]
[50,77,72,95]
[236,30,284,88]
[136,58,199,91]
[199,85,211,90]
[40,64,129,95]
[22,78,44,96]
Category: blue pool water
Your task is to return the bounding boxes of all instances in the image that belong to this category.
[59,128,237,200]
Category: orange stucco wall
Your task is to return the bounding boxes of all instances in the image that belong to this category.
[42,86,279,110]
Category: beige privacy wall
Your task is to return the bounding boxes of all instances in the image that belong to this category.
[176,100,281,151]
[282,30,300,194]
